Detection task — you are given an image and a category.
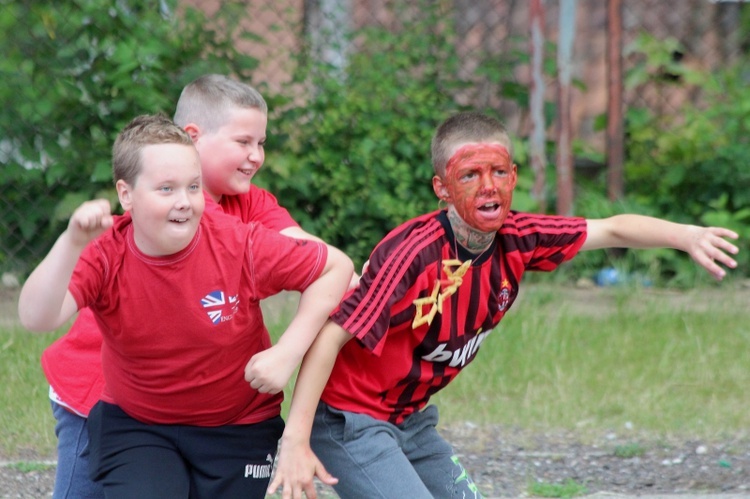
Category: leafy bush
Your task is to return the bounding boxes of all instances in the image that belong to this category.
[541,34,750,287]
[263,1,527,267]
[622,35,750,282]
[0,0,259,274]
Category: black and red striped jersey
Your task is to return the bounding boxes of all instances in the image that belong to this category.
[323,209,587,424]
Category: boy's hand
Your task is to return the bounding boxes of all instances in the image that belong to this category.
[244,344,297,394]
[268,438,338,499]
[685,226,739,280]
[68,199,114,247]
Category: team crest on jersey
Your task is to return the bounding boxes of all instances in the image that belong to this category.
[201,290,239,324]
[498,279,511,312]
[412,259,471,329]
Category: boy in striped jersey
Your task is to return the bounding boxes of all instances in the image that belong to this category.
[270,112,739,499]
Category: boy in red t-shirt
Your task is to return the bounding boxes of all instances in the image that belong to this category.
[269,112,740,498]
[19,114,353,498]
[39,75,343,498]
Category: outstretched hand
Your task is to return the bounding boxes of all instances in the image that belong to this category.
[685,226,739,280]
[268,440,338,499]
[68,199,114,247]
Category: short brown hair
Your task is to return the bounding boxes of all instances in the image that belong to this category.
[173,74,267,133]
[112,114,194,186]
[431,112,514,177]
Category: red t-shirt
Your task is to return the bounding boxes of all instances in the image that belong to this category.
[323,210,587,424]
[68,210,325,426]
[41,186,299,417]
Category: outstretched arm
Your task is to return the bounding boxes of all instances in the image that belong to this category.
[268,320,352,499]
[18,199,114,331]
[583,215,739,280]
[244,246,353,394]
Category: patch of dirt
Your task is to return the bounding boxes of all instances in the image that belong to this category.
[2,284,749,497]
[2,427,750,498]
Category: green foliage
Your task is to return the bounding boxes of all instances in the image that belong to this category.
[263,1,504,267]
[10,461,55,473]
[621,34,750,281]
[613,442,646,458]
[0,0,260,274]
[528,479,588,498]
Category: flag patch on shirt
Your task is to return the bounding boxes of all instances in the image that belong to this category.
[201,290,239,324]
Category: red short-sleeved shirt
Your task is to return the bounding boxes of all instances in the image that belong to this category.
[41,186,300,417]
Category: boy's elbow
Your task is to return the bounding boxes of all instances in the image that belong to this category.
[18,314,52,333]
[328,247,354,274]
[18,303,60,333]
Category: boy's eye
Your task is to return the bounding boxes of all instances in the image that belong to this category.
[189,184,200,191]
[159,186,172,192]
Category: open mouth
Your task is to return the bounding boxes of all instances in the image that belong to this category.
[478,202,500,212]
[170,218,189,223]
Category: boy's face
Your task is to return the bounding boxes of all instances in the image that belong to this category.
[189,107,267,201]
[116,143,204,256]
[432,141,517,233]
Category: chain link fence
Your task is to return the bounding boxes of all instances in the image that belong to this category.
[1,0,746,282]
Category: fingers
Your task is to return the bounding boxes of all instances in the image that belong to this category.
[267,475,281,496]
[244,359,283,394]
[267,475,319,499]
[695,228,740,280]
[68,199,114,246]
[316,467,339,486]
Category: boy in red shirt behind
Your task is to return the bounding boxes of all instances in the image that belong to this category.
[19,114,353,498]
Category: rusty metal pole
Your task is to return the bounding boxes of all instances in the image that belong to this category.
[529,0,547,213]
[556,0,577,216]
[607,0,624,201]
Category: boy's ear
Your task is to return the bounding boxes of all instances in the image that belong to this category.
[116,179,134,212]
[432,175,450,202]
[183,123,201,141]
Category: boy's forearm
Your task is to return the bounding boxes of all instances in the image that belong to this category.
[282,322,350,443]
[275,247,353,360]
[18,231,82,331]
[585,215,731,251]
[584,215,678,250]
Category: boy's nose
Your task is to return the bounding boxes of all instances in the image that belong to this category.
[247,145,262,162]
[174,189,191,208]
[479,173,498,192]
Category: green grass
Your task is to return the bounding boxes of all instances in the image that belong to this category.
[0,326,62,457]
[2,285,749,459]
[528,478,588,498]
[613,442,646,458]
[431,284,750,438]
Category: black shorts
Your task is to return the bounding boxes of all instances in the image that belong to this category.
[87,401,283,499]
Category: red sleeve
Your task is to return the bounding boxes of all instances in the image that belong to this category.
[246,223,328,298]
[212,186,299,231]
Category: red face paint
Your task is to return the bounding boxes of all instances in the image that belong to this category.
[442,143,516,233]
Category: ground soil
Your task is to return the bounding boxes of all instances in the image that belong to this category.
[2,426,749,498]
[2,284,749,498]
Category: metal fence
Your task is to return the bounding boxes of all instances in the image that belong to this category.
[1,0,746,282]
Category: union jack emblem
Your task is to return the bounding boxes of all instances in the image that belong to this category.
[201,290,239,324]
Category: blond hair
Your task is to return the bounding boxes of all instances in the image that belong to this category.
[112,114,193,186]
[173,74,267,133]
[431,112,513,177]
